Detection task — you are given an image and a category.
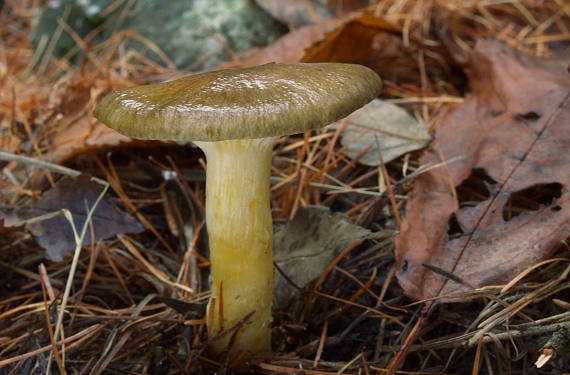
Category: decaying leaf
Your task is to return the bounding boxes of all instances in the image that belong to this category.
[273,206,373,308]
[0,175,144,261]
[395,40,570,301]
[332,98,431,166]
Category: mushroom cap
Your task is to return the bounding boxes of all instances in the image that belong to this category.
[94,63,381,142]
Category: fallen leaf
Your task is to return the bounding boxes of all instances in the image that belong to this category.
[0,175,144,261]
[51,115,132,162]
[301,13,398,64]
[273,206,373,309]
[255,0,333,27]
[48,83,132,162]
[332,98,431,166]
[395,40,570,301]
[239,12,357,66]
[240,11,400,65]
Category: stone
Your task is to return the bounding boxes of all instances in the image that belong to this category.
[32,0,287,70]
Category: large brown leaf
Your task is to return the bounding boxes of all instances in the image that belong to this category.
[395,40,570,301]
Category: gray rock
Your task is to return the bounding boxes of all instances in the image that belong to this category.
[255,0,332,28]
[32,0,287,70]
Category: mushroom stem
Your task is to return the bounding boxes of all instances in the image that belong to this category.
[195,137,276,356]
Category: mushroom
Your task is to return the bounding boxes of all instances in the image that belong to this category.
[94,63,381,356]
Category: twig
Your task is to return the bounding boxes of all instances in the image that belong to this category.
[0,150,106,185]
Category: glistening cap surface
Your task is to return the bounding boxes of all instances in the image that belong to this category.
[94,63,382,142]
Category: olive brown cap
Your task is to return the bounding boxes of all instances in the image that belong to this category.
[94,63,382,142]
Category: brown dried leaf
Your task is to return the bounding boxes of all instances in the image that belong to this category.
[51,116,131,162]
[395,40,570,301]
[0,175,144,261]
[302,13,399,65]
[48,83,131,162]
[241,11,398,66]
[240,13,355,66]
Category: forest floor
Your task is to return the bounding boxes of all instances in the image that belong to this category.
[1,1,569,374]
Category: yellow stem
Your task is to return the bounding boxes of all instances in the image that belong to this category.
[195,138,276,356]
